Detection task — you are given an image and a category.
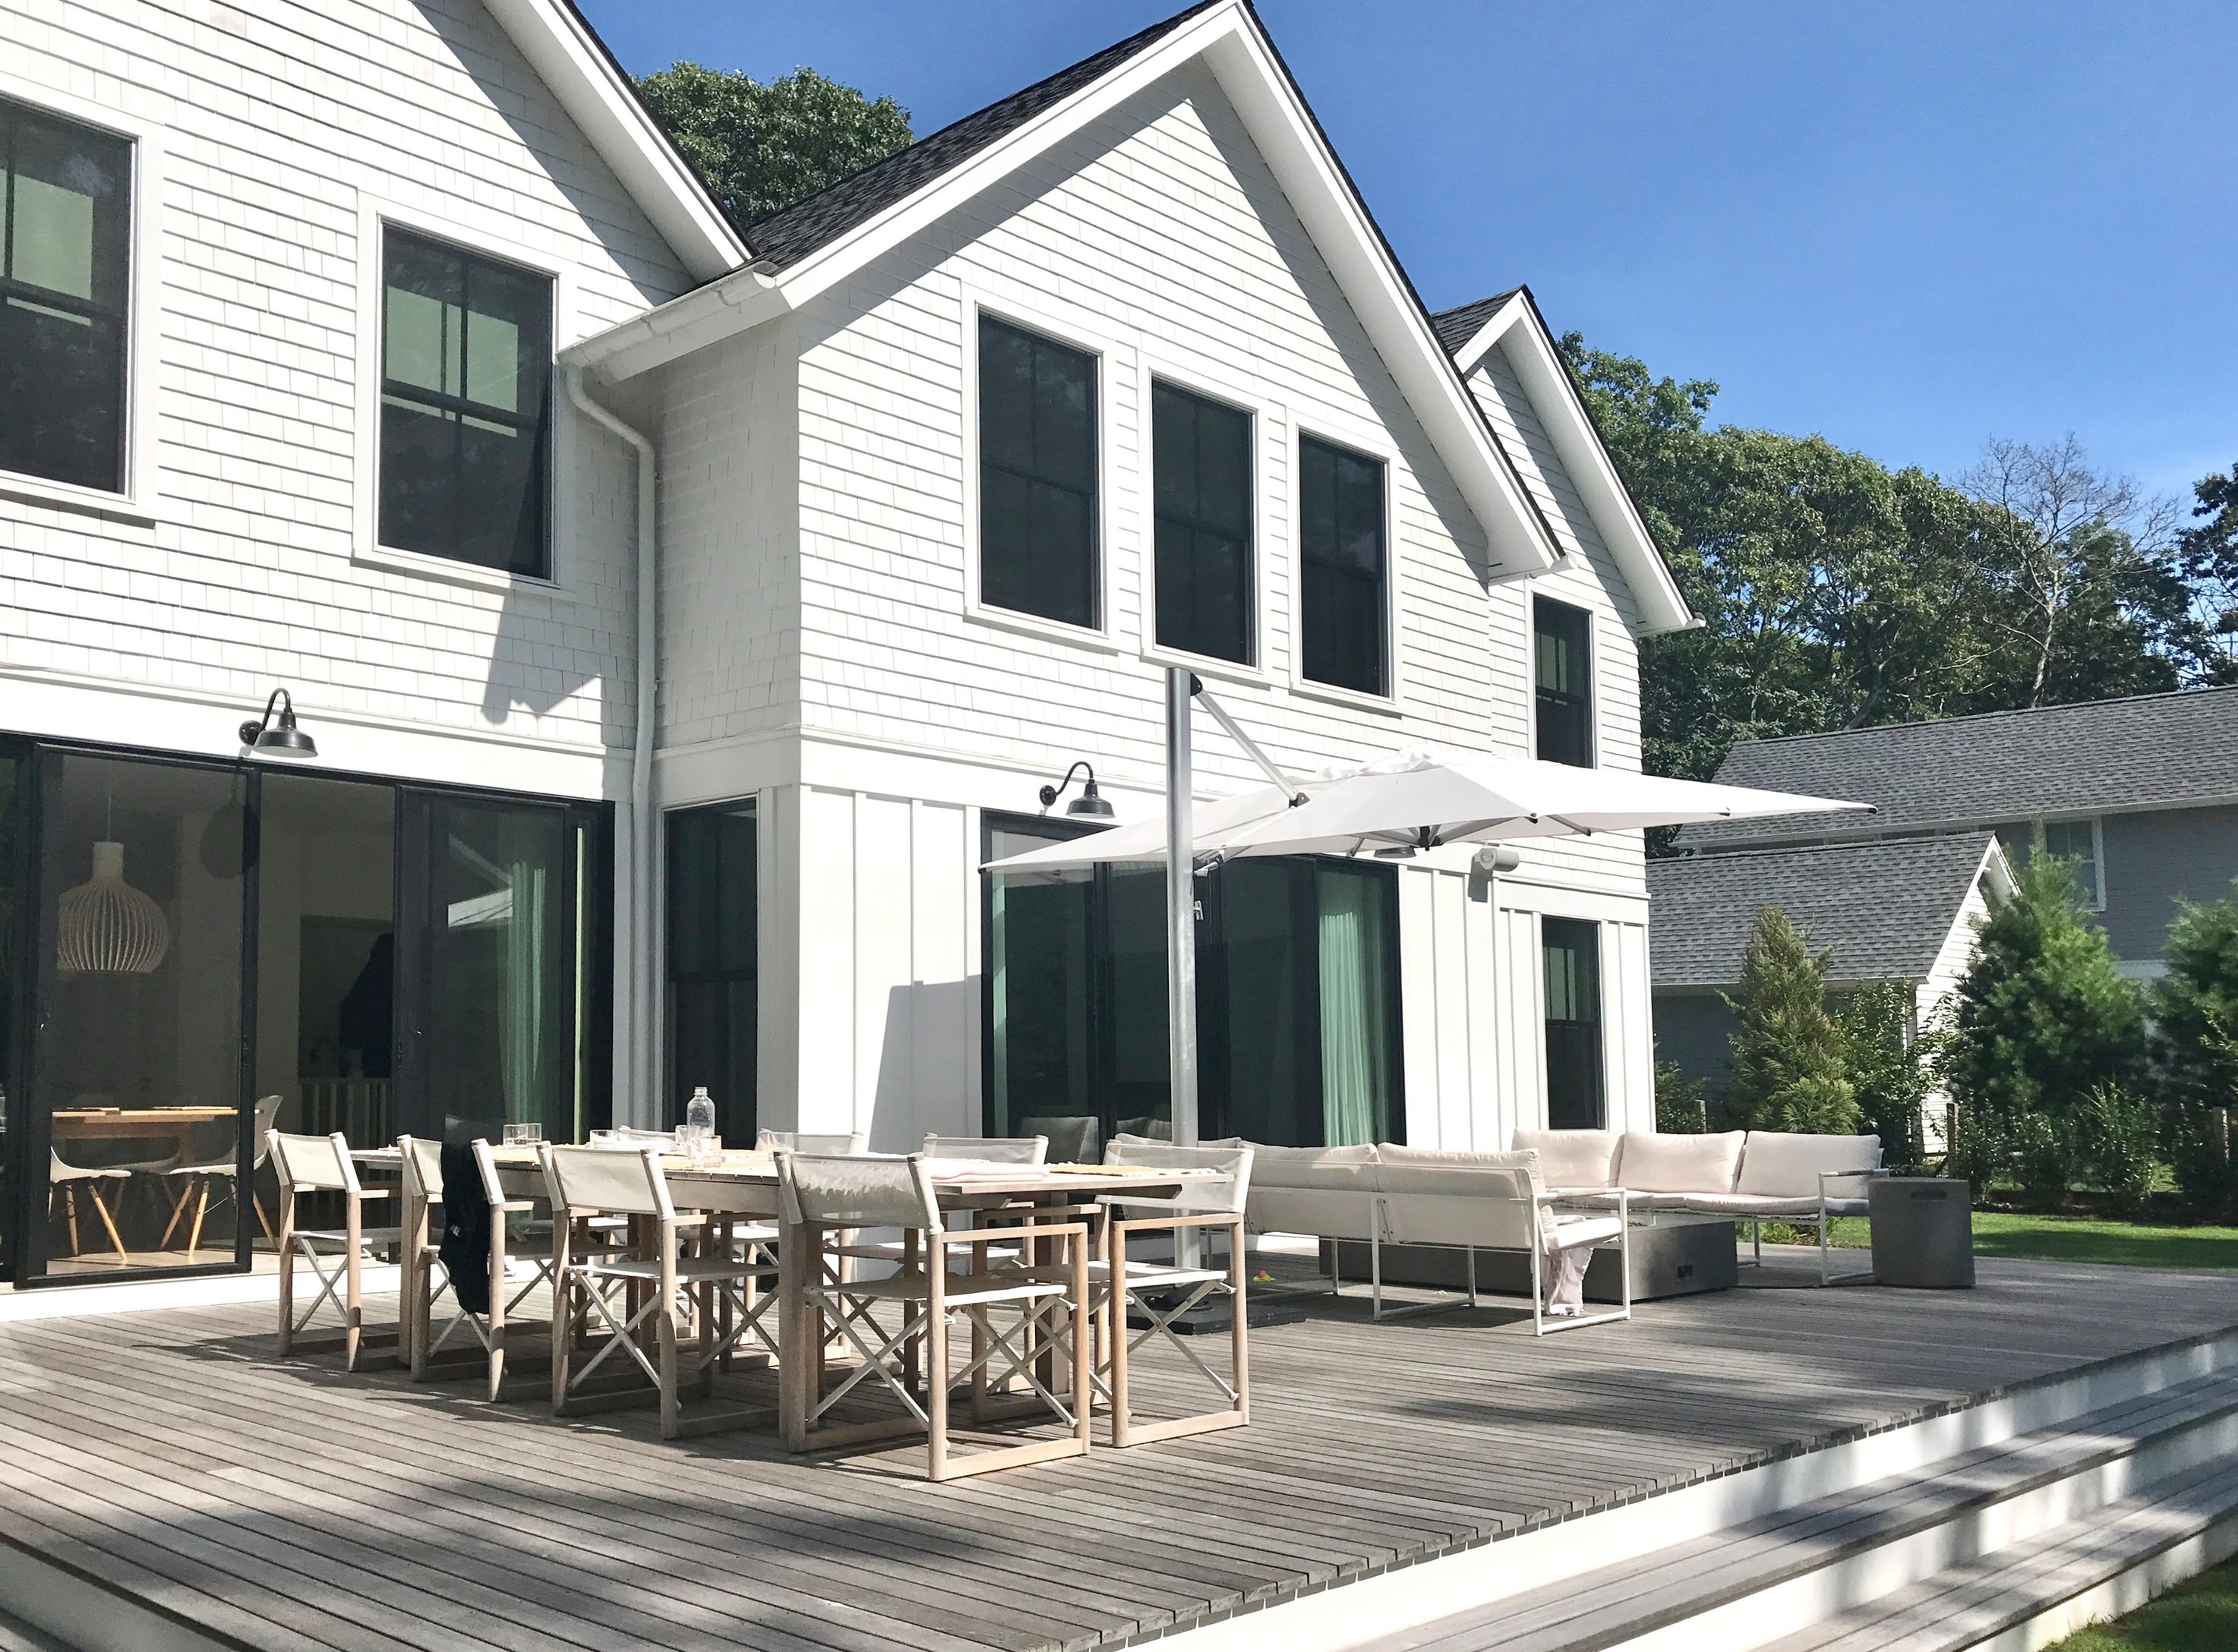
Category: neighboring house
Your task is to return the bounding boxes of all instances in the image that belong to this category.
[0,0,1691,1288]
[1678,687,2238,980]
[1648,834,2012,1105]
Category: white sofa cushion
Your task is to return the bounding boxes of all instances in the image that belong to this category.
[1736,1133,1882,1200]
[1618,1130,1744,1194]
[1511,1129,1621,1190]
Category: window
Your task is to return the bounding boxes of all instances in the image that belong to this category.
[380,227,553,577]
[978,315,1098,628]
[1542,916,1604,1129]
[1535,597,1594,766]
[1153,380,1253,664]
[1299,434,1387,695]
[2000,818,2103,910]
[0,99,131,493]
[666,801,758,1140]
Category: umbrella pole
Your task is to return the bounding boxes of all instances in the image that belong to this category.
[1166,667,1199,1152]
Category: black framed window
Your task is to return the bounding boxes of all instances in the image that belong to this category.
[978,314,1098,628]
[1153,381,1254,664]
[0,99,131,493]
[1534,597,1594,767]
[380,227,553,578]
[1542,916,1604,1129]
[665,800,757,1141]
[1299,434,1387,695]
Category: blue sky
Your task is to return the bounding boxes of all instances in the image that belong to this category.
[580,1,2238,505]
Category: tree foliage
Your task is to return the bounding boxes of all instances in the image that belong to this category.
[2151,881,2238,1215]
[1838,982,1931,1170]
[636,64,912,227]
[1722,908,1859,1134]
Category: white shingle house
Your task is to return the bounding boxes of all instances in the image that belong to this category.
[0,0,1688,1287]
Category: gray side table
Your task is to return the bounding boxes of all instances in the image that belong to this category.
[1870,1177,1976,1288]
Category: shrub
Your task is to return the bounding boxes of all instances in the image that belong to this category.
[1943,1101,2009,1196]
[1839,982,1932,1170]
[1654,1059,1707,1133]
[2074,1083,2159,1215]
[1723,907,1861,1134]
[2008,1111,2075,1206]
[2151,884,2238,1215]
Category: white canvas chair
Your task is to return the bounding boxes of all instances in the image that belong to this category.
[1019,1114,1100,1165]
[1088,1140,1254,1449]
[778,1151,1091,1481]
[269,1129,399,1370]
[401,1137,561,1400]
[49,1149,130,1263]
[756,1130,867,1155]
[539,1143,777,1439]
[158,1093,283,1252]
[836,1135,1050,1268]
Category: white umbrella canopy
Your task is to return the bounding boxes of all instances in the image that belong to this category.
[982,747,1870,872]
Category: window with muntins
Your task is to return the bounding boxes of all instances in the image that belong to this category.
[978,315,1098,628]
[0,99,131,493]
[1153,380,1253,664]
[1535,597,1594,766]
[2001,818,2103,910]
[1299,434,1387,695]
[380,228,553,578]
[1542,916,1604,1129]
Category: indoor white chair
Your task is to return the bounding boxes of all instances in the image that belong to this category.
[778,1150,1091,1481]
[158,1093,283,1252]
[1087,1141,1254,1448]
[49,1149,130,1264]
[1020,1114,1100,1164]
[402,1137,560,1400]
[539,1143,777,1439]
[269,1129,400,1370]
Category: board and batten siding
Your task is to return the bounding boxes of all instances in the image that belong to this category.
[0,0,691,783]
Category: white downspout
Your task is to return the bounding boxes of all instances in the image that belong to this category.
[565,365,658,1125]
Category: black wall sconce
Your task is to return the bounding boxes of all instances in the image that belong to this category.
[238,687,317,758]
[1039,760,1114,819]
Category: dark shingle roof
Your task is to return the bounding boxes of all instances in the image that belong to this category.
[1648,834,1997,988]
[1681,687,2238,850]
[740,2,1220,271]
[1428,288,1523,357]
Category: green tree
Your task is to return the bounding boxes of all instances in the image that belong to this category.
[1654,1058,1706,1134]
[2177,462,2238,684]
[1837,982,1932,1169]
[2151,880,2238,1214]
[1940,853,2146,1133]
[1722,908,1859,1133]
[636,64,912,227]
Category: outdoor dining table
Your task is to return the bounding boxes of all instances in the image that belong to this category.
[403,1145,1209,1449]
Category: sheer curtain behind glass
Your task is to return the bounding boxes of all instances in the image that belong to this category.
[1318,865,1393,1146]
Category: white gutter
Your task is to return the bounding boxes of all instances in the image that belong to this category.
[564,367,658,1123]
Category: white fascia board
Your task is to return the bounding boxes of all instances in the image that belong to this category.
[1450,293,1696,635]
[1977,835,2018,903]
[480,0,746,284]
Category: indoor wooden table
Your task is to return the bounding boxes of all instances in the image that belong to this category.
[50,1105,237,1149]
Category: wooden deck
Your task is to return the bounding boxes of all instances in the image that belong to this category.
[0,1252,2233,1652]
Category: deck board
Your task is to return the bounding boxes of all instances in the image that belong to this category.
[0,1251,2233,1652]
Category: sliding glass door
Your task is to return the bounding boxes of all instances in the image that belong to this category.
[665,799,757,1139]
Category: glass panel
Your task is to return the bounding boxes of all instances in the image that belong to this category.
[2039,818,2101,906]
[0,752,18,1282]
[1210,859,1310,1146]
[1105,862,1172,1140]
[426,799,570,1143]
[986,821,1097,1152]
[10,109,128,305]
[1152,381,1253,664]
[1317,863,1397,1145]
[33,755,246,1278]
[666,800,756,1141]
[254,774,396,1176]
[978,315,1098,629]
[1535,597,1595,767]
[1542,916,1604,1129]
[1299,435,1387,695]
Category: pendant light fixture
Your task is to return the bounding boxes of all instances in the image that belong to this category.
[57,788,171,976]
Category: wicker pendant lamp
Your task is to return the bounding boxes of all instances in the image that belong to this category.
[57,835,171,977]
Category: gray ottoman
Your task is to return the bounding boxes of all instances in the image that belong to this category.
[1870,1178,1975,1288]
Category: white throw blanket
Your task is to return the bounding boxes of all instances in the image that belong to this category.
[1541,1228,1592,1316]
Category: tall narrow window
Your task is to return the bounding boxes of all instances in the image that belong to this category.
[1299,434,1387,695]
[1542,916,1604,1130]
[666,801,758,1140]
[0,99,131,493]
[978,315,1098,628]
[380,228,553,577]
[1534,597,1594,766]
[1153,381,1253,664]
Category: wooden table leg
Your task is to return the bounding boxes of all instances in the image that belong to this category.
[778,1209,809,1450]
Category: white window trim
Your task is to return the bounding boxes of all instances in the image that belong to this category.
[1137,355,1275,684]
[2038,812,2107,912]
[1528,585,1599,768]
[353,195,576,599]
[0,73,163,522]
[1287,419,1403,711]
[958,287,1122,653]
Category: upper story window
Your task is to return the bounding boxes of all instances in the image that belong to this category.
[1299,433,1387,696]
[1153,380,1253,665]
[1999,817,2104,910]
[380,228,553,579]
[978,314,1099,629]
[1534,596,1594,766]
[0,99,131,494]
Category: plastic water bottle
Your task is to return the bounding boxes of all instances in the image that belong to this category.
[686,1087,717,1162]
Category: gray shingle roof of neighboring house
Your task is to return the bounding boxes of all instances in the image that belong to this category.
[739,3,1219,271]
[1647,833,1999,988]
[1428,289,1523,357]
[1681,686,2238,850]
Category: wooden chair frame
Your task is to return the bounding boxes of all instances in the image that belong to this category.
[1099,1208,1250,1448]
[270,1130,397,1371]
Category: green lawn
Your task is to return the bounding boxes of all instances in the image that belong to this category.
[1810,1212,2238,1271]
[2040,1558,2238,1650]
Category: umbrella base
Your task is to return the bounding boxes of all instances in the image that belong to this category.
[1125,1291,1306,1335]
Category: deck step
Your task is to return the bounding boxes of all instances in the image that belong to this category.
[1353,1368,2238,1652]
[0,1606,74,1652]
[1753,1456,2238,1651]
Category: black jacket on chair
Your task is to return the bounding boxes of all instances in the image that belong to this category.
[437,1143,492,1316]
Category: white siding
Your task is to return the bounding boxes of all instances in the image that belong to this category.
[1918,871,1992,1038]
[0,0,693,772]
